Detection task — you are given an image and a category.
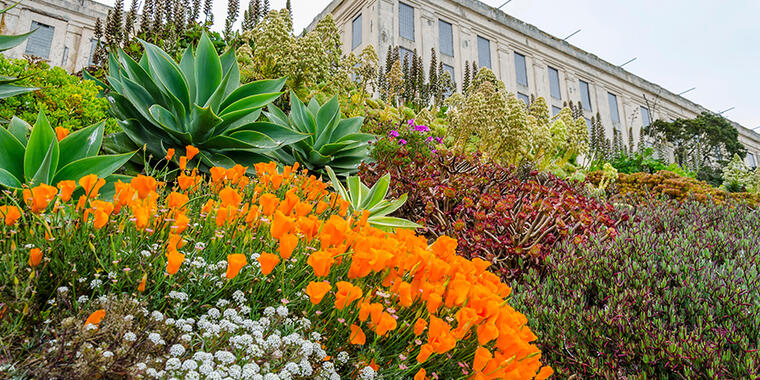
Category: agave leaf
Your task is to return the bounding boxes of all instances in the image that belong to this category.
[118,119,170,157]
[232,122,309,146]
[118,49,165,103]
[313,96,340,149]
[219,78,286,111]
[179,46,196,102]
[23,111,56,182]
[140,39,191,112]
[0,84,37,99]
[368,194,408,217]
[360,173,391,210]
[223,150,274,172]
[120,76,161,123]
[0,125,25,182]
[218,92,283,118]
[199,151,236,169]
[58,121,105,168]
[52,151,136,184]
[194,33,222,106]
[347,176,363,210]
[203,61,237,113]
[289,92,317,136]
[149,104,185,134]
[102,131,140,155]
[226,130,283,150]
[0,167,22,188]
[0,30,33,52]
[30,140,59,185]
[203,134,263,150]
[332,118,366,141]
[264,104,289,126]
[325,166,350,204]
[368,216,422,231]
[7,116,30,145]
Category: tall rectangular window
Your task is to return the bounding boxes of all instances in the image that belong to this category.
[584,117,592,135]
[25,21,55,59]
[552,106,562,116]
[514,52,528,87]
[352,14,362,50]
[442,64,455,95]
[88,38,98,66]
[439,20,453,57]
[640,106,651,127]
[399,2,415,41]
[517,92,530,106]
[608,92,620,125]
[477,36,491,69]
[548,66,561,100]
[748,153,757,168]
[579,80,592,111]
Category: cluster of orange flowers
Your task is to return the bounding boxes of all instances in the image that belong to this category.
[1,146,552,379]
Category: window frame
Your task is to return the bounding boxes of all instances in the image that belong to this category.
[25,20,55,59]
[477,35,491,69]
[399,2,415,41]
[514,52,528,87]
[517,92,530,106]
[608,92,621,126]
[438,19,454,57]
[579,80,592,111]
[640,105,651,127]
[351,13,362,50]
[548,66,561,100]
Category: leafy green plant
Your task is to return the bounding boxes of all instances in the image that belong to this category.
[0,1,37,99]
[102,33,306,171]
[0,111,134,188]
[325,166,420,231]
[0,56,115,132]
[268,94,373,176]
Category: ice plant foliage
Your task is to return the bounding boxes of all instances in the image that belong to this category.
[362,151,623,281]
[0,150,551,378]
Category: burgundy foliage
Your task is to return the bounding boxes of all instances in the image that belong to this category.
[360,151,626,281]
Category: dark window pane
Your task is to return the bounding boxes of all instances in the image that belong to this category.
[580,80,592,111]
[25,21,55,59]
[399,2,415,41]
[477,36,491,69]
[640,106,651,127]
[352,14,362,50]
[514,52,528,86]
[608,92,620,124]
[439,20,453,57]
[548,66,561,99]
[517,92,530,106]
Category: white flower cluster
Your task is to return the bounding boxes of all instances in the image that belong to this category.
[139,302,340,380]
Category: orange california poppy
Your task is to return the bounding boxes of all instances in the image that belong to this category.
[473,346,492,373]
[359,302,383,324]
[307,250,335,277]
[476,320,499,345]
[177,173,194,190]
[56,180,76,202]
[28,248,42,267]
[185,145,199,161]
[93,210,109,229]
[55,126,70,141]
[278,233,298,260]
[85,309,106,327]
[373,311,397,336]
[138,273,147,292]
[414,317,428,336]
[215,206,230,227]
[165,148,175,161]
[210,167,227,184]
[131,175,158,199]
[179,156,188,171]
[226,253,248,279]
[166,250,185,275]
[245,205,260,225]
[219,187,242,207]
[414,368,427,380]
[349,324,366,345]
[416,344,434,363]
[172,212,190,234]
[131,204,150,230]
[293,201,313,217]
[166,192,189,210]
[23,184,58,213]
[79,174,106,199]
[258,193,279,216]
[305,281,331,305]
[0,205,22,226]
[397,281,414,307]
[257,252,280,276]
[535,366,555,380]
[270,210,294,240]
[334,281,363,310]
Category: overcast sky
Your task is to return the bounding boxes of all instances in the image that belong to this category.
[99,0,760,129]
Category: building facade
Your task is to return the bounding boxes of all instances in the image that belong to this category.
[0,0,109,73]
[308,0,760,167]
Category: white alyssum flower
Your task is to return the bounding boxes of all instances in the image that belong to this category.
[124,332,137,342]
[169,343,185,356]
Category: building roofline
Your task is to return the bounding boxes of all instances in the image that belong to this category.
[309,0,760,142]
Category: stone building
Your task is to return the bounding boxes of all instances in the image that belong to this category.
[307,0,760,167]
[0,0,109,73]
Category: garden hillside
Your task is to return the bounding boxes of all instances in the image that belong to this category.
[1,3,759,379]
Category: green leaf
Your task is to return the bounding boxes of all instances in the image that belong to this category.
[7,116,30,145]
[179,46,196,102]
[52,151,136,183]
[0,126,25,182]
[30,139,59,185]
[0,29,34,52]
[264,104,289,126]
[59,121,105,168]
[368,216,422,231]
[203,135,260,150]
[219,92,284,117]
[233,122,309,146]
[368,194,408,217]
[0,167,22,188]
[199,151,236,169]
[226,130,281,149]
[219,77,286,111]
[194,33,222,106]
[289,92,317,137]
[140,39,191,111]
[0,84,37,99]
[102,131,140,155]
[360,173,390,210]
[347,176,363,210]
[325,166,350,203]
[23,111,56,182]
[331,117,365,141]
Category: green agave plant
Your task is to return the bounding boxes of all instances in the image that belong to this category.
[101,33,307,171]
[325,166,421,231]
[0,1,37,99]
[0,111,134,188]
[267,93,374,176]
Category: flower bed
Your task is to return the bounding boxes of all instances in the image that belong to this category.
[360,151,624,281]
[513,199,760,378]
[0,152,551,379]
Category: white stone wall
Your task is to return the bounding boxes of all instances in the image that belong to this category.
[0,0,110,73]
[307,0,760,164]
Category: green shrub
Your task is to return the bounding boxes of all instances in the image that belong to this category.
[514,200,760,378]
[0,56,115,131]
